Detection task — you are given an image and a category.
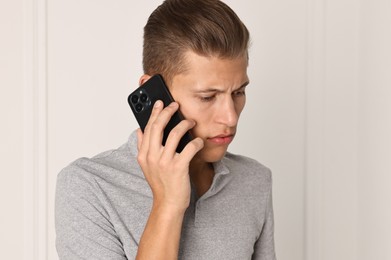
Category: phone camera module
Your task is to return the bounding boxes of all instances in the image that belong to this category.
[131,89,150,113]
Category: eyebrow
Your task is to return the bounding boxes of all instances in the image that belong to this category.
[194,81,250,94]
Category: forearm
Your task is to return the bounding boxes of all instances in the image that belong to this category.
[136,203,185,260]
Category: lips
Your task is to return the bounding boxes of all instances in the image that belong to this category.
[207,134,235,145]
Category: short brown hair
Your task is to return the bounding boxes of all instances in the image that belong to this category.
[143,0,250,84]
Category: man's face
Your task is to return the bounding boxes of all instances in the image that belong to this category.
[170,51,249,163]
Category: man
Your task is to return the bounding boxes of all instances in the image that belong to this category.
[55,0,276,259]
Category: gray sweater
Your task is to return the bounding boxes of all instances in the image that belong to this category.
[55,131,276,259]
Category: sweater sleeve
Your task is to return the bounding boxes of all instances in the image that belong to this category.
[252,170,277,260]
[55,165,127,260]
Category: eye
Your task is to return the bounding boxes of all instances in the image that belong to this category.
[233,89,246,97]
[199,95,216,102]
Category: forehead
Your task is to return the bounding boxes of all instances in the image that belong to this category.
[171,51,249,91]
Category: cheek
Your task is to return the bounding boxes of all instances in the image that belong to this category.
[186,112,212,133]
[179,100,210,123]
[179,105,214,137]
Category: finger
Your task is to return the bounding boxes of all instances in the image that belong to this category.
[143,100,164,135]
[148,102,179,150]
[161,119,196,158]
[178,137,204,162]
[139,100,164,154]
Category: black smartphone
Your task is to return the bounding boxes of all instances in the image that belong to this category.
[128,74,192,153]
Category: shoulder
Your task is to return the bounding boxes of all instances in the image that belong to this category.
[55,141,142,229]
[56,157,102,195]
[55,157,109,207]
[56,139,141,198]
[55,147,134,260]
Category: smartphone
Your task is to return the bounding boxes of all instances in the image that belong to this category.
[128,74,192,153]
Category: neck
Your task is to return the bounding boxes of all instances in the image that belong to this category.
[189,158,215,198]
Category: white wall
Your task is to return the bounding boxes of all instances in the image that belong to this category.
[305,0,391,259]
[358,0,391,258]
[1,0,390,259]
[0,1,23,259]
[305,0,360,258]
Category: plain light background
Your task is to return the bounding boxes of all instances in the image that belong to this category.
[1,0,390,259]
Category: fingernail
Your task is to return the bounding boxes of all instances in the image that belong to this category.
[169,102,178,107]
[154,100,162,108]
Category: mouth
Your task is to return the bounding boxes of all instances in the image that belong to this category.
[207,133,235,145]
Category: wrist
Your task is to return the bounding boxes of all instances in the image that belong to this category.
[151,201,188,218]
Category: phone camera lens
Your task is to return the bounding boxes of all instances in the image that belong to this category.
[135,103,143,113]
[131,95,139,104]
[140,93,148,103]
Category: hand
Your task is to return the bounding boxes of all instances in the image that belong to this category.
[136,100,204,214]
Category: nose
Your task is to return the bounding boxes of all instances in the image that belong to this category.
[215,96,239,127]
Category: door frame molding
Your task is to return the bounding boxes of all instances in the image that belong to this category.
[23,0,48,259]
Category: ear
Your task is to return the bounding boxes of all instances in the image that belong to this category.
[139,74,151,86]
